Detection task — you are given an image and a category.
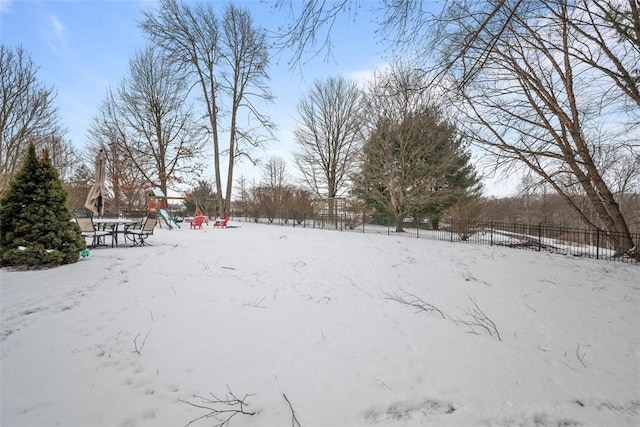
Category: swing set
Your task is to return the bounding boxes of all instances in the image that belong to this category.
[147,188,208,229]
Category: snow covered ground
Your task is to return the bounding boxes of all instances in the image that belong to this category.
[1,221,639,426]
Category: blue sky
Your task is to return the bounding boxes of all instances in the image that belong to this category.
[0,0,515,197]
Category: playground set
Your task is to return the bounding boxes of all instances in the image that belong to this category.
[147,188,207,229]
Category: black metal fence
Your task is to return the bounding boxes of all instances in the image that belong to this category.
[235,212,639,265]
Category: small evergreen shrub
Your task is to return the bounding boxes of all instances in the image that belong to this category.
[0,144,86,268]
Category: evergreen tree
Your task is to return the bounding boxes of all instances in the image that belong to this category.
[184,180,217,217]
[354,107,481,232]
[0,144,86,268]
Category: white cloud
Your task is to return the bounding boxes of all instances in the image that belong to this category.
[345,68,374,88]
[0,0,12,14]
[345,62,393,89]
[46,14,71,57]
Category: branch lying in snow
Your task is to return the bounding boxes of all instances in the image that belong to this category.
[346,276,374,298]
[241,297,267,309]
[180,385,256,427]
[283,393,302,427]
[385,290,501,341]
[383,289,447,319]
[133,329,152,355]
[453,296,502,341]
[576,343,587,368]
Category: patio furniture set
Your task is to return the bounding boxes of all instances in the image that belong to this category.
[76,215,157,248]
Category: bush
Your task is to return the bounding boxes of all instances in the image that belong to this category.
[0,144,86,268]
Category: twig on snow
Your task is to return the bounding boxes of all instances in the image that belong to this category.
[385,290,501,341]
[180,385,256,427]
[575,343,587,368]
[453,296,501,341]
[241,297,267,309]
[383,289,447,319]
[559,359,576,370]
[374,379,391,390]
[523,293,537,312]
[133,329,152,355]
[346,276,374,298]
[283,393,302,427]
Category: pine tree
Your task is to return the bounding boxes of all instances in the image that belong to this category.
[0,143,86,268]
[354,107,481,232]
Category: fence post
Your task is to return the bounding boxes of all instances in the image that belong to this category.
[490,222,494,246]
[387,216,391,235]
[415,217,419,238]
[450,220,454,242]
[596,229,600,260]
[538,224,542,252]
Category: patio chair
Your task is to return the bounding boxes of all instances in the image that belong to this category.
[190,215,205,229]
[125,215,158,246]
[214,216,230,228]
[75,216,114,248]
[124,217,144,231]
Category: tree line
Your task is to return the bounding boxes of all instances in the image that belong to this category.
[1,0,638,258]
[275,0,640,256]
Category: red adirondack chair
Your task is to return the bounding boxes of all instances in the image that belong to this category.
[190,215,205,229]
[214,216,230,228]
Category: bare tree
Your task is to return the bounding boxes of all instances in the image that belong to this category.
[271,0,360,68]
[354,65,480,232]
[234,175,251,218]
[437,1,638,255]
[141,0,274,218]
[294,76,363,219]
[0,45,69,194]
[277,1,639,256]
[262,156,289,193]
[89,88,150,215]
[259,156,290,220]
[89,47,205,215]
[289,187,314,223]
[118,47,206,196]
[64,162,93,212]
[373,0,640,254]
[221,5,275,213]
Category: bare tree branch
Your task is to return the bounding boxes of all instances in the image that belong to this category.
[452,296,502,341]
[133,329,152,355]
[179,385,256,427]
[283,393,302,427]
[386,290,501,341]
[575,342,588,368]
[383,289,447,319]
[271,0,359,70]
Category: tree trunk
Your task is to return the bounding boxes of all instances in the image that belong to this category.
[395,215,405,233]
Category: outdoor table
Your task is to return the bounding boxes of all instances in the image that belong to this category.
[92,218,138,247]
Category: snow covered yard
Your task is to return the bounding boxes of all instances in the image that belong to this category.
[1,221,639,427]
